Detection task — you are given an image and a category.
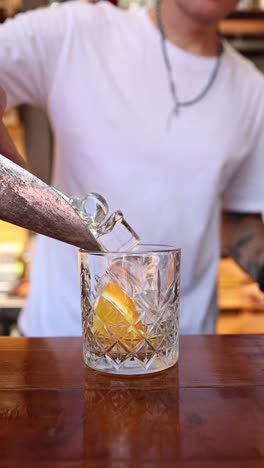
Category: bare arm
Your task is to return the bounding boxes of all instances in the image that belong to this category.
[0,86,26,168]
[222,211,264,291]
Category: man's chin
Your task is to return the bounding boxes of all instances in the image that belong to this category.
[176,0,238,24]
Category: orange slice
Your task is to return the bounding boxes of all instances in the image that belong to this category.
[92,281,145,341]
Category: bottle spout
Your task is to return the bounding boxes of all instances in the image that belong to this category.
[68,192,140,252]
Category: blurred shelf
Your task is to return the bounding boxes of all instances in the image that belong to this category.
[217,309,264,334]
[221,19,264,36]
[0,294,24,309]
[217,258,264,334]
[229,10,264,19]
[218,258,264,311]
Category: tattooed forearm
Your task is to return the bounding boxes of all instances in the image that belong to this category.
[222,212,264,283]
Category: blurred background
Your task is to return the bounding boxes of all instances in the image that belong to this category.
[0,0,264,336]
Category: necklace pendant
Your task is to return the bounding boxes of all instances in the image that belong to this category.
[173,104,180,117]
[166,106,178,131]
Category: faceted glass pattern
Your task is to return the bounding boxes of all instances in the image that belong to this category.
[79,245,181,375]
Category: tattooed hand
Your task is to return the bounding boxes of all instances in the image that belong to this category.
[222,212,264,291]
[0,86,26,168]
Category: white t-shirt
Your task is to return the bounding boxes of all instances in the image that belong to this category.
[0,2,263,335]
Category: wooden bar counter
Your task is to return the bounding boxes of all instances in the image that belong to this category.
[0,335,263,467]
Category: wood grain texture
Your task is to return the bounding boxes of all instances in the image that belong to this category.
[0,335,263,390]
[0,336,263,466]
[0,387,263,463]
[1,463,264,468]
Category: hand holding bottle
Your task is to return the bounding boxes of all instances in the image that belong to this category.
[0,86,26,168]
